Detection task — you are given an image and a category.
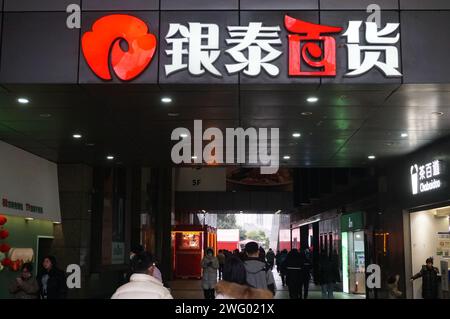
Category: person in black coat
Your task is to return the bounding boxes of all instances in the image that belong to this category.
[411,257,440,299]
[283,249,303,299]
[37,255,67,299]
[319,250,340,299]
[299,248,312,299]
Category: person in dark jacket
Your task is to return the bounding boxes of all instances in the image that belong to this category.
[283,249,303,299]
[299,247,312,299]
[266,249,275,270]
[319,250,340,299]
[276,249,288,286]
[124,244,144,282]
[9,262,39,299]
[411,257,440,299]
[37,255,67,299]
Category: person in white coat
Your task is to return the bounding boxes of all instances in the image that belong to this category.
[201,247,219,299]
[111,252,173,299]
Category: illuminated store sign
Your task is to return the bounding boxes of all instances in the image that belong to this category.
[82,14,401,81]
[410,160,443,195]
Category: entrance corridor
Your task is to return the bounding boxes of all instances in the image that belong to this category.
[169,269,365,300]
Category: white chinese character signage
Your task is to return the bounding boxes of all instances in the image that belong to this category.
[162,15,402,79]
[81,13,403,82]
[411,160,444,195]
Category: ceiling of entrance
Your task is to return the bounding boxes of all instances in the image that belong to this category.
[0,83,450,167]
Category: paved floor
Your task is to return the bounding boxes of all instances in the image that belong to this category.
[169,269,365,300]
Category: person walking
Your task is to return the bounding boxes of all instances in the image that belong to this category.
[266,248,275,271]
[201,248,219,299]
[244,242,275,295]
[318,250,340,299]
[37,255,67,299]
[277,249,288,286]
[9,263,39,299]
[411,257,440,299]
[111,252,173,299]
[215,256,273,299]
[299,247,312,299]
[217,250,226,280]
[283,249,303,299]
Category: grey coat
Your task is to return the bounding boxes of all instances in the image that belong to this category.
[201,256,219,289]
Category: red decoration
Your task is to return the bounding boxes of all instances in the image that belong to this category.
[1,257,12,267]
[0,229,9,239]
[285,15,342,77]
[0,215,7,226]
[82,14,157,81]
[0,243,11,253]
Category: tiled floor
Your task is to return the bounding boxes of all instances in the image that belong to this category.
[169,269,365,300]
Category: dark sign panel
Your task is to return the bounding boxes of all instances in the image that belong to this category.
[0,12,79,83]
[3,0,76,11]
[401,11,450,83]
[82,0,158,11]
[240,0,318,10]
[161,0,238,10]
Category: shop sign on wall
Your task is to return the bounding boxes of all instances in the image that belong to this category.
[410,160,444,195]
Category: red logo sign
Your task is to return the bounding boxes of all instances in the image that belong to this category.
[82,14,157,81]
[285,15,342,77]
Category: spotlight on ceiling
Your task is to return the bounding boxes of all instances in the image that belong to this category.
[292,133,301,138]
[17,97,30,104]
[106,155,115,160]
[401,133,408,138]
[72,133,82,139]
[306,97,319,103]
[283,155,291,160]
[161,97,172,104]
[368,155,376,160]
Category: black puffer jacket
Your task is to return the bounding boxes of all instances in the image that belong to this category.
[37,267,67,299]
[412,266,440,299]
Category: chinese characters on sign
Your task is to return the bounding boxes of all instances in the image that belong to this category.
[81,14,403,81]
[163,15,402,78]
[410,160,443,195]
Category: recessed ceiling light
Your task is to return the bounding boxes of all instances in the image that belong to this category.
[39,113,52,118]
[17,97,30,104]
[168,112,179,117]
[431,111,444,116]
[401,133,408,138]
[191,156,198,160]
[306,97,319,103]
[161,97,172,104]
[72,134,82,139]
[368,155,376,160]
[283,155,291,160]
[301,112,313,116]
[180,133,188,138]
[106,155,115,160]
[292,133,301,138]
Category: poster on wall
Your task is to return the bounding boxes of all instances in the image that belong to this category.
[437,232,450,258]
[226,167,293,191]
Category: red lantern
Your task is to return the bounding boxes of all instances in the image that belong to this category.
[0,229,9,239]
[0,243,11,253]
[1,257,12,267]
[0,215,6,226]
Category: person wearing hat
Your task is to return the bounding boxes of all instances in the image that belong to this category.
[201,247,219,299]
[37,255,67,299]
[411,257,440,299]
